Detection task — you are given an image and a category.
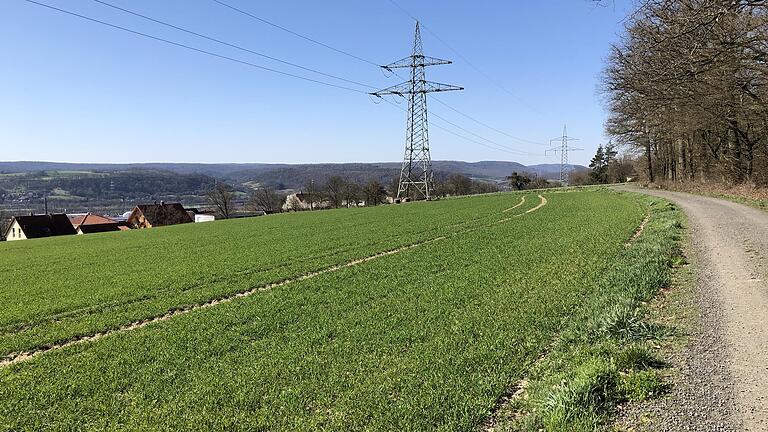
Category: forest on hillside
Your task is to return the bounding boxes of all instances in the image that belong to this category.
[603,0,768,185]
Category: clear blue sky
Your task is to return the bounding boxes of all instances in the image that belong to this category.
[0,0,634,166]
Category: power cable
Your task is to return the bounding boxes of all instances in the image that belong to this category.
[211,0,382,68]
[89,0,377,90]
[21,0,370,94]
[385,0,547,117]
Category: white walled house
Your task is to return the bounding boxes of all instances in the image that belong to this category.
[3,214,76,241]
[5,219,26,241]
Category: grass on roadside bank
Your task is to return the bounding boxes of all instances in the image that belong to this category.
[493,195,684,431]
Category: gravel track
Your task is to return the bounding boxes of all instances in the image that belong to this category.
[622,187,768,431]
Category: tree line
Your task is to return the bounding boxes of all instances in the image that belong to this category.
[603,0,768,185]
[207,173,505,218]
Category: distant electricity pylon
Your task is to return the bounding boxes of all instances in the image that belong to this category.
[546,125,582,185]
[371,21,463,200]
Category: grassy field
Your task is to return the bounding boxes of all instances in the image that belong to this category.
[0,193,533,357]
[0,189,680,431]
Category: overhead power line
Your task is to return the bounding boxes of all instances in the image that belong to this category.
[22,0,549,161]
[211,0,382,68]
[380,98,541,158]
[430,96,548,147]
[210,0,548,151]
[384,0,547,117]
[21,0,370,94]
[89,0,377,90]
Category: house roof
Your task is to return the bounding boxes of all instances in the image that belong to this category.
[70,213,117,228]
[77,223,123,234]
[131,203,192,227]
[10,214,76,239]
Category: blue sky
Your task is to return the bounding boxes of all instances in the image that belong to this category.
[1,0,634,166]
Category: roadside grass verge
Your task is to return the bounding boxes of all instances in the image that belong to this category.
[497,196,683,431]
[0,191,644,431]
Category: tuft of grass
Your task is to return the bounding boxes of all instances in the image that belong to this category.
[540,359,618,430]
[619,370,666,402]
[597,305,674,342]
[615,345,664,371]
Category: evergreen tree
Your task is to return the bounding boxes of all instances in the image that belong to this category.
[589,145,608,184]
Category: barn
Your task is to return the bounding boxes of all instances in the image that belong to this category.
[127,202,193,229]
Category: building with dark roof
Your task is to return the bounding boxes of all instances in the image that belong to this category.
[127,202,193,229]
[4,214,76,241]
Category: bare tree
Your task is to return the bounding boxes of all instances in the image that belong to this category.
[603,0,768,186]
[363,181,387,206]
[248,187,282,213]
[325,176,346,208]
[303,179,321,210]
[342,181,362,207]
[207,183,235,219]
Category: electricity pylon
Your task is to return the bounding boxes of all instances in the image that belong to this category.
[371,21,462,200]
[546,125,582,185]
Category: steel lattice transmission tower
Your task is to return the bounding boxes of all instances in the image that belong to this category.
[546,125,582,185]
[371,21,463,200]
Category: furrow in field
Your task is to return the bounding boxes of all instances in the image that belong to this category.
[0,194,545,368]
[625,213,650,247]
[0,236,446,368]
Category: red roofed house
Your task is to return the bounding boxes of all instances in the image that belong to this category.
[70,213,129,235]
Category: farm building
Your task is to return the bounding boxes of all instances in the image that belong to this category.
[3,214,76,241]
[194,214,215,223]
[127,202,193,229]
[70,213,129,235]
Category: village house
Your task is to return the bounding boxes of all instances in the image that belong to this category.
[282,192,334,211]
[4,214,76,241]
[127,202,193,229]
[69,213,129,235]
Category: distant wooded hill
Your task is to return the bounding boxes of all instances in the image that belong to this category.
[0,161,586,191]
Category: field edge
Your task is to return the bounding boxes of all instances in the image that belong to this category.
[483,192,685,431]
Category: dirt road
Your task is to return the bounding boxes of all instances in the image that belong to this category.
[628,187,768,431]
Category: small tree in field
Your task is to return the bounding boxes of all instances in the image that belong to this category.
[248,187,282,213]
[506,172,531,190]
[207,183,235,219]
[363,180,387,206]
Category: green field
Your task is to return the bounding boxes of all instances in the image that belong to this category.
[0,189,680,431]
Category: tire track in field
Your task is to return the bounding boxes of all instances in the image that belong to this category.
[1,195,549,368]
[501,196,525,213]
[497,195,547,223]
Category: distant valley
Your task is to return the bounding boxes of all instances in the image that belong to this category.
[0,160,586,215]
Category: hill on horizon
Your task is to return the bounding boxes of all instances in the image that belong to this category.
[0,161,587,188]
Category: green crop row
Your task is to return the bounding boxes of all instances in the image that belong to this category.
[1,190,644,431]
[0,192,534,357]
